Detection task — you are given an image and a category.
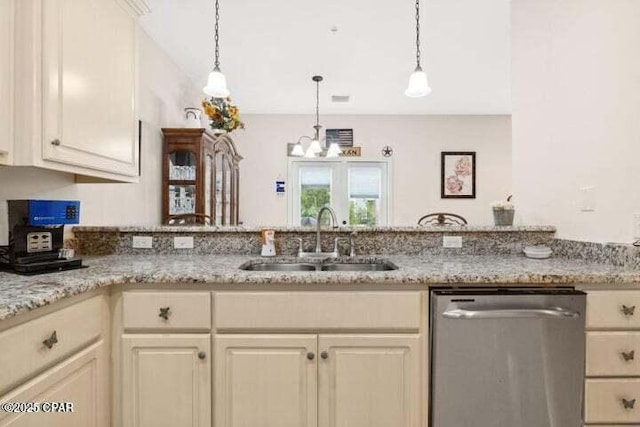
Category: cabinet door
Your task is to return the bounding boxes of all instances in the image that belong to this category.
[0,0,13,164]
[0,340,109,427]
[215,334,317,427]
[41,0,138,177]
[122,334,211,427]
[318,334,421,427]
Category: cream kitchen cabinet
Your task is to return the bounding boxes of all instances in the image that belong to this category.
[0,0,14,165]
[214,335,318,427]
[11,0,148,181]
[119,291,212,427]
[0,341,109,427]
[213,291,424,427]
[121,334,211,427]
[584,290,640,425]
[0,292,111,427]
[214,333,420,427]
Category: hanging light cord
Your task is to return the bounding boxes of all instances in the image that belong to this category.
[315,79,320,128]
[214,0,221,70]
[414,0,421,68]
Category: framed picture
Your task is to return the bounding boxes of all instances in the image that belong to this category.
[326,129,354,147]
[441,151,476,199]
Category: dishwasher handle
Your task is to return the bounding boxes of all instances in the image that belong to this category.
[442,307,581,319]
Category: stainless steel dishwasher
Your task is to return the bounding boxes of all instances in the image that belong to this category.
[430,288,586,427]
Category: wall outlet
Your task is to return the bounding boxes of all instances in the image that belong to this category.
[580,186,596,212]
[132,236,153,249]
[173,236,194,249]
[634,213,640,239]
[443,236,463,249]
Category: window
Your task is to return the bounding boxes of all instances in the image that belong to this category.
[288,159,390,226]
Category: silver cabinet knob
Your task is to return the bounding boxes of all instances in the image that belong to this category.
[321,351,329,360]
[622,350,635,362]
[622,398,636,410]
[622,305,636,316]
[198,351,206,360]
[51,139,61,146]
[158,307,171,320]
[43,331,58,349]
[306,352,315,360]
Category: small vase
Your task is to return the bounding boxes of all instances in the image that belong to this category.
[493,209,515,226]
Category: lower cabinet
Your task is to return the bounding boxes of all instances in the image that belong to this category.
[215,333,420,427]
[121,334,211,427]
[0,340,108,427]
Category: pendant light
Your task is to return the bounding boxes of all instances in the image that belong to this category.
[290,76,342,158]
[405,0,432,98]
[203,0,230,98]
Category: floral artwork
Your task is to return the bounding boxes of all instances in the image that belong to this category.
[441,152,476,198]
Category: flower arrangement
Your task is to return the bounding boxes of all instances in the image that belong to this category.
[491,195,514,210]
[201,97,245,133]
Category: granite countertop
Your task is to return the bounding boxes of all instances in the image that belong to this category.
[73,225,556,233]
[1,254,640,322]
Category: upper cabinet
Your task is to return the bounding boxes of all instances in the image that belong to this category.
[10,0,148,182]
[0,0,14,165]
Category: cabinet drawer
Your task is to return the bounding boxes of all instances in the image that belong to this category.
[214,292,422,331]
[587,332,640,377]
[584,379,640,424]
[123,291,211,331]
[0,295,105,394]
[587,291,640,329]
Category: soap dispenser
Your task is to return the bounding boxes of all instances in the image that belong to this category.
[261,229,276,257]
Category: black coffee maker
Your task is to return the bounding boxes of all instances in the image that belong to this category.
[0,200,83,274]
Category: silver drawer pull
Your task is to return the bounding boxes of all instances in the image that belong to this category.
[622,305,636,316]
[622,398,636,410]
[622,350,635,362]
[42,331,58,349]
[158,307,171,320]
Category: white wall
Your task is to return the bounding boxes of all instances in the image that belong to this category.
[234,114,512,226]
[512,0,640,243]
[0,30,201,225]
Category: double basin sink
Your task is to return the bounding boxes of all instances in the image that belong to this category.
[240,258,398,272]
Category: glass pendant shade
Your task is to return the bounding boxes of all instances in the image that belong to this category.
[326,143,342,158]
[405,66,431,98]
[203,69,230,98]
[290,143,305,157]
[309,139,323,154]
[304,146,317,158]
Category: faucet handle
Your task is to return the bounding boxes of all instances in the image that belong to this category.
[333,237,349,257]
[286,237,304,256]
[349,232,357,257]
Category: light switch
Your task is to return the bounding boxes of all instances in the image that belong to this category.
[174,236,194,249]
[580,186,596,212]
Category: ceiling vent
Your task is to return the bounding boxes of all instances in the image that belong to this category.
[331,95,350,103]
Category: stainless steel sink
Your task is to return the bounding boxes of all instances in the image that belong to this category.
[240,259,398,272]
[241,263,317,272]
[320,263,397,272]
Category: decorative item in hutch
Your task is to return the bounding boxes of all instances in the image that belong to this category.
[162,129,242,225]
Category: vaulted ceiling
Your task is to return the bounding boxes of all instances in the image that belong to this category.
[140,0,511,114]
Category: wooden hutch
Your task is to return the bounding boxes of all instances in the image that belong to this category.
[162,128,242,225]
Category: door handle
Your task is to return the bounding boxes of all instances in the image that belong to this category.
[622,305,636,316]
[622,398,636,410]
[622,350,635,362]
[442,307,580,319]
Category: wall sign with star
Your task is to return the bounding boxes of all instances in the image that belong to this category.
[382,146,393,157]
